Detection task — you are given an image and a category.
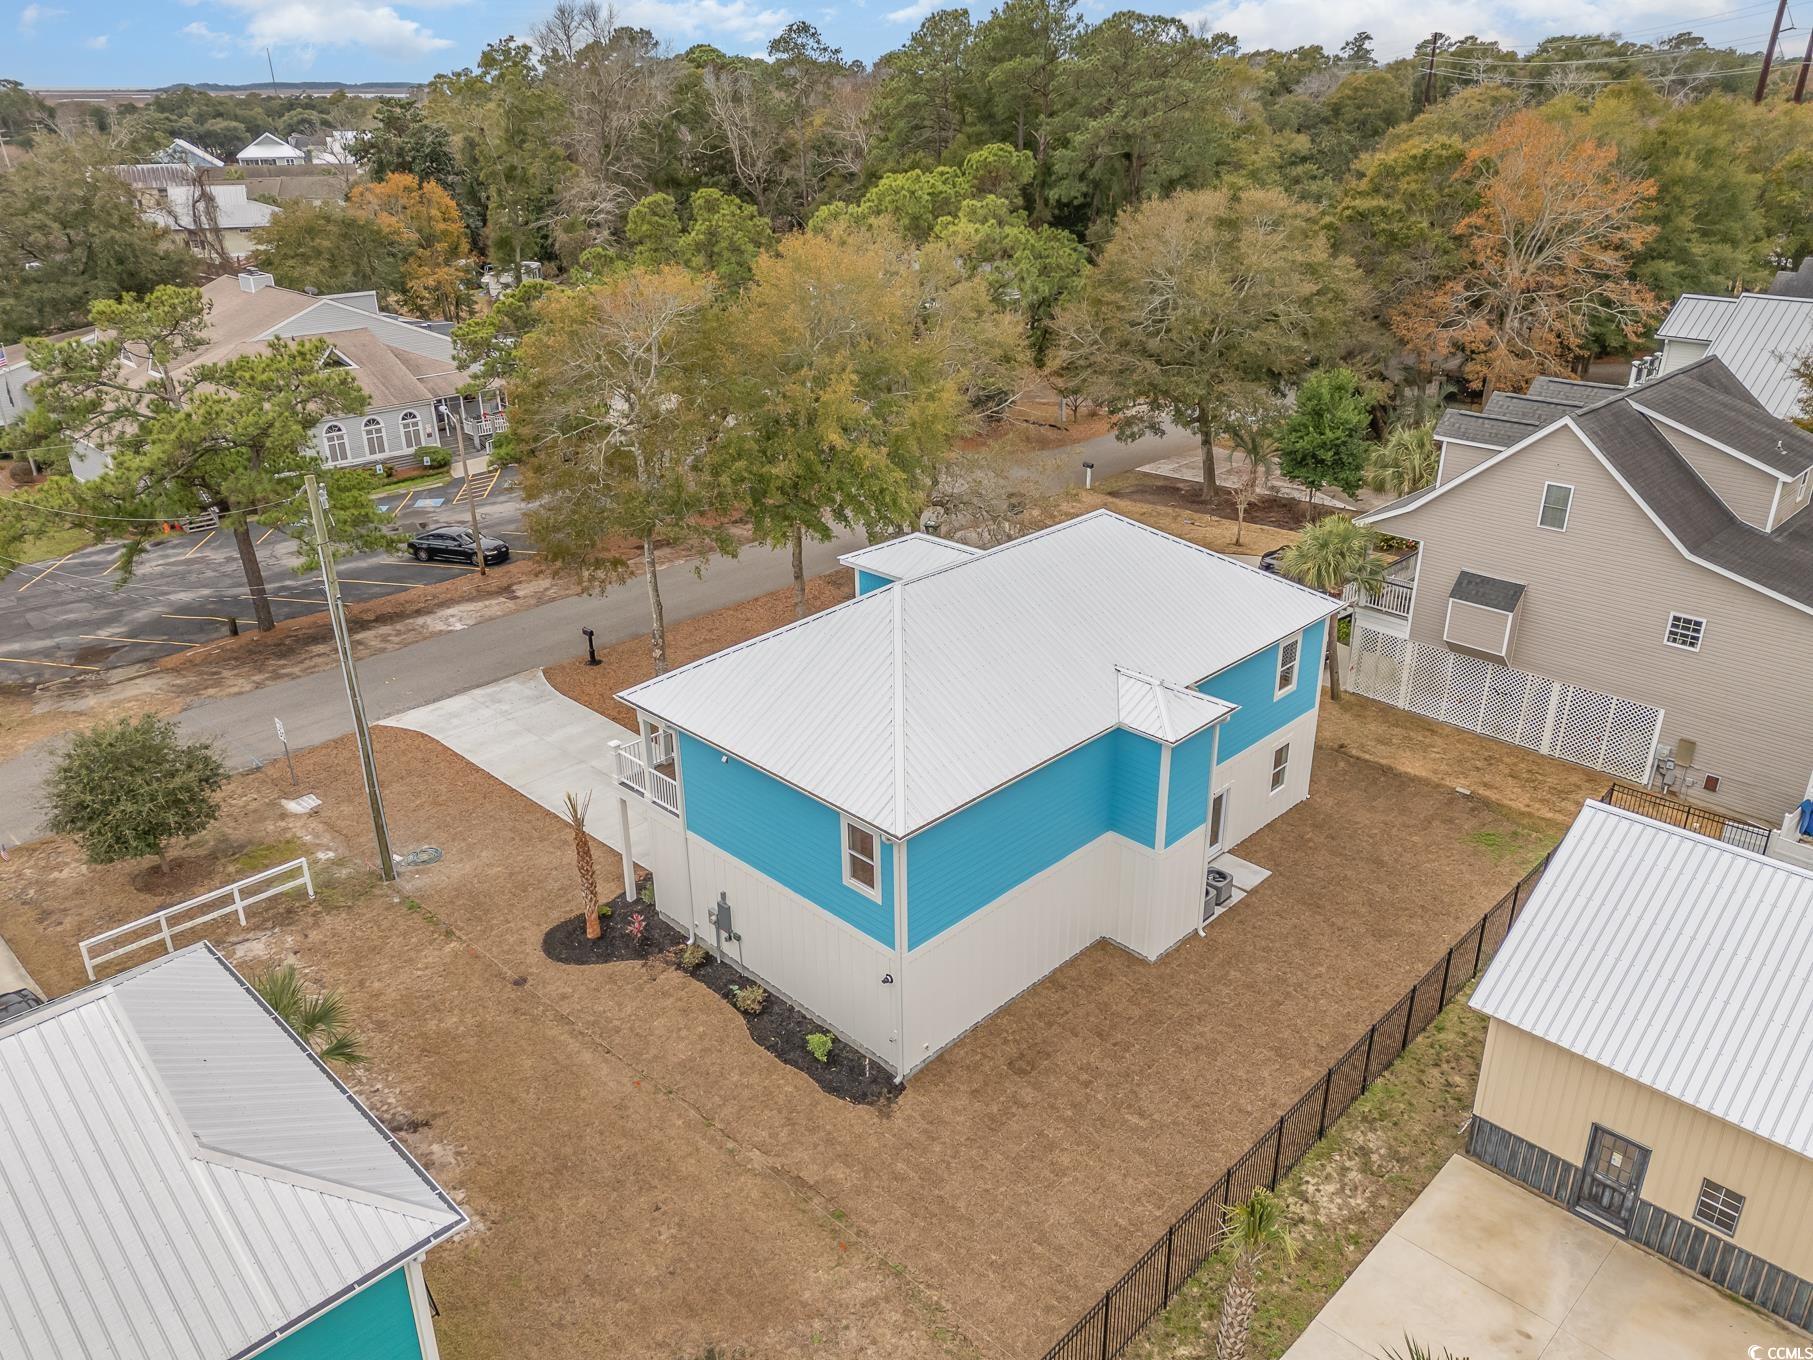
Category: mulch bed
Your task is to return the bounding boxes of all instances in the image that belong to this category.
[1110,475,1318,529]
[542,892,896,1107]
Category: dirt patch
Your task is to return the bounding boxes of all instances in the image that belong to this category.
[1317,693,1605,831]
[544,899,898,1106]
[1107,470,1319,531]
[544,572,854,729]
[1037,485,1301,558]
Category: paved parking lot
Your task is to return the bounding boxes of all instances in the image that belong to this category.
[0,469,527,676]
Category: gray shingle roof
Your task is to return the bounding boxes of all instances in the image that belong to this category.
[1631,380,1813,476]
[1449,570,1526,612]
[1434,410,1538,450]
[1526,375,1625,405]
[1482,392,1579,424]
[1769,258,1813,300]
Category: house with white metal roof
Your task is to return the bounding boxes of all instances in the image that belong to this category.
[1467,799,1813,1331]
[235,132,307,166]
[0,942,465,1360]
[611,510,1340,1077]
[1633,290,1813,417]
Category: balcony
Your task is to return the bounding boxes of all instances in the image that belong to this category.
[614,738,678,815]
[1344,578,1414,618]
[462,411,508,438]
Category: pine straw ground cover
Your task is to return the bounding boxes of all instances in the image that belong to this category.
[1125,988,1490,1360]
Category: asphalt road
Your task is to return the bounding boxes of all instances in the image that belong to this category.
[0,468,525,677]
[0,421,1189,847]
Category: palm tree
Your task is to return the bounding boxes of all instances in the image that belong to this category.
[1214,1188,1295,1360]
[1225,399,1281,547]
[252,964,367,1067]
[1381,1339,1468,1360]
[563,790,601,940]
[1277,515,1386,701]
[1366,420,1440,498]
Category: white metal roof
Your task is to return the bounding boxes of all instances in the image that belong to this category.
[1655,292,1739,342]
[1472,801,1813,1160]
[235,133,304,162]
[838,532,981,583]
[1703,293,1813,417]
[1115,667,1235,743]
[624,510,1337,837]
[0,944,465,1360]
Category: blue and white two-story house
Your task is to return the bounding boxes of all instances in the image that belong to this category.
[614,511,1339,1078]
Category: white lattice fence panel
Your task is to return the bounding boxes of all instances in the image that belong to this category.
[1349,626,1662,780]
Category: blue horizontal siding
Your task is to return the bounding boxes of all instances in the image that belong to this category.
[679,731,894,946]
[264,1269,422,1360]
[1197,618,1325,758]
[906,728,1159,949]
[855,569,892,596]
[1165,725,1216,847]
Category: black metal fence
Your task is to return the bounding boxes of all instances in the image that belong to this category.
[1602,783,1772,855]
[1040,851,1553,1360]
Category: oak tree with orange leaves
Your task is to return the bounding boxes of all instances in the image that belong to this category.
[346,173,474,321]
[1391,111,1660,397]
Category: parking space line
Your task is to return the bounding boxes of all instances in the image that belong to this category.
[161,613,239,624]
[0,655,100,671]
[256,526,279,545]
[79,633,199,649]
[14,553,76,592]
[396,488,417,512]
[180,530,215,560]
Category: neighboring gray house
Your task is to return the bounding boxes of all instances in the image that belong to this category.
[67,271,504,482]
[1355,356,1813,830]
[1629,291,1813,417]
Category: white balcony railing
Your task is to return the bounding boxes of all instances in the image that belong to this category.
[614,738,678,814]
[1344,579,1414,618]
[463,412,508,438]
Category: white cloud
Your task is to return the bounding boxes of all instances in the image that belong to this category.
[885,0,938,22]
[181,18,233,56]
[614,0,790,46]
[18,3,66,35]
[202,0,455,59]
[83,32,106,47]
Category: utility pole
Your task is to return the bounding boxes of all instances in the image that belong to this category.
[446,401,484,575]
[305,474,396,880]
[1422,34,1443,111]
[0,132,11,172]
[1756,0,1789,102]
[1794,25,1813,103]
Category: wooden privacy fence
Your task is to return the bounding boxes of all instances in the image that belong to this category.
[1348,625,1662,783]
[78,857,315,981]
[1040,851,1553,1360]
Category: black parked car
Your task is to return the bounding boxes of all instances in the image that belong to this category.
[406,526,510,565]
[1259,546,1289,575]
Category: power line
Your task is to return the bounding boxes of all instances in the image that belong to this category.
[0,491,305,525]
[1430,34,1776,68]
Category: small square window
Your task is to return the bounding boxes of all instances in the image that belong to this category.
[1694,1179,1744,1236]
[843,819,880,898]
[1539,482,1573,531]
[1275,634,1301,698]
[1270,742,1291,794]
[1665,613,1705,651]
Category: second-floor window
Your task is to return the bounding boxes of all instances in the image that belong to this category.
[1538,482,1573,532]
[363,417,387,459]
[843,818,880,900]
[322,424,348,463]
[1275,633,1301,698]
[1665,613,1706,651]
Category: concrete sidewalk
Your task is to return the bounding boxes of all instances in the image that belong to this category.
[1284,1155,1805,1360]
[378,670,645,855]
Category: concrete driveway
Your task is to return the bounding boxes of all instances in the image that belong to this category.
[1285,1155,1806,1360]
[378,669,644,854]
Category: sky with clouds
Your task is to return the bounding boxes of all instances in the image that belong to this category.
[11,0,1786,88]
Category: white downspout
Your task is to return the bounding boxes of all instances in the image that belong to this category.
[892,837,909,1083]
[670,732,699,944]
[1197,722,1224,939]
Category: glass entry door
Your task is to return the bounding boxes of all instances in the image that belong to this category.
[1575,1125,1648,1232]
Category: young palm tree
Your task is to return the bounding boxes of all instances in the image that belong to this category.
[1365,421,1440,497]
[1277,515,1386,701]
[1381,1339,1468,1360]
[1215,1188,1296,1360]
[1225,401,1281,548]
[251,964,367,1067]
[563,790,600,940]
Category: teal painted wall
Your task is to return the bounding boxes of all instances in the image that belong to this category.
[263,1268,422,1360]
[680,731,895,946]
[1164,725,1217,847]
[855,569,891,596]
[905,728,1159,949]
[1196,618,1325,758]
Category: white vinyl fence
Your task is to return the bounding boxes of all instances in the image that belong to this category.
[1349,625,1663,782]
[78,856,315,980]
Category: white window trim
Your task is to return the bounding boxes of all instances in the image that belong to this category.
[362,416,388,459]
[322,423,348,463]
[841,815,882,902]
[1274,631,1302,700]
[1269,742,1291,796]
[1537,481,1574,533]
[1663,611,1706,652]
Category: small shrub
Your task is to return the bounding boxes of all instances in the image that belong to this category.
[627,911,648,947]
[730,982,767,1015]
[638,877,655,905]
[805,1032,833,1064]
[678,942,710,971]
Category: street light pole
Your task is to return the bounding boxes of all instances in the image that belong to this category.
[305,473,396,880]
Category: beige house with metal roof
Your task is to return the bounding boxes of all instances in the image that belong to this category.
[1468,800,1813,1332]
[1355,356,1813,831]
